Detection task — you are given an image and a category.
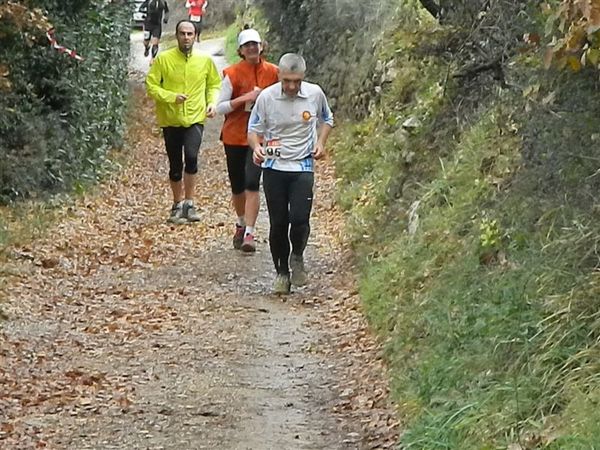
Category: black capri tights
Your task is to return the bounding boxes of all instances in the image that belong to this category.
[163,124,204,181]
[263,169,314,275]
[224,145,261,194]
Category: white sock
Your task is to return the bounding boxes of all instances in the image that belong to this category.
[245,226,255,236]
[183,199,193,207]
[236,216,245,227]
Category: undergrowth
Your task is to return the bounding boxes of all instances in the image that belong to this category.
[333,4,600,448]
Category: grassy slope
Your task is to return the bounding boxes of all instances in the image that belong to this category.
[333,7,600,449]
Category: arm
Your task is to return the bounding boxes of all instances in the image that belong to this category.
[216,74,262,115]
[145,59,180,104]
[248,95,267,164]
[231,88,261,111]
[314,123,333,160]
[215,75,234,115]
[204,58,222,118]
[248,131,265,165]
[313,89,334,160]
[163,1,169,22]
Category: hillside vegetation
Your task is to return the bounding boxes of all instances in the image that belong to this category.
[257,0,600,447]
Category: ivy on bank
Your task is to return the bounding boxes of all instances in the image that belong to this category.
[0,0,131,203]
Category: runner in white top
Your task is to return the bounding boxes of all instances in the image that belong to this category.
[248,53,334,294]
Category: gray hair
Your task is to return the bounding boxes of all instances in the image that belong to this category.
[278,53,306,74]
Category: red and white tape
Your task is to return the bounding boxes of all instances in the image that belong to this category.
[46,28,84,61]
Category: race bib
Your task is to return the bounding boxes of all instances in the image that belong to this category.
[264,139,282,159]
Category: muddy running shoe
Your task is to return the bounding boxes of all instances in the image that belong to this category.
[182,201,200,222]
[233,225,244,249]
[241,233,256,253]
[144,45,150,57]
[167,201,184,224]
[289,253,308,286]
[273,273,291,295]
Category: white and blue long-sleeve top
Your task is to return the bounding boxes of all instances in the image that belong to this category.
[248,81,334,172]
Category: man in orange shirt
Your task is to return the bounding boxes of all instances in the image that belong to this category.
[216,28,278,252]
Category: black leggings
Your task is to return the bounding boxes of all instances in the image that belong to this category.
[163,124,203,181]
[224,144,261,194]
[263,169,314,275]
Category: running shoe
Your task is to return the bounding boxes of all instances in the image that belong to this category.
[182,202,200,222]
[167,202,184,224]
[289,253,308,286]
[273,274,291,295]
[241,233,256,253]
[233,225,244,249]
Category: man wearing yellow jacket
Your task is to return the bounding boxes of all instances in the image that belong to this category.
[146,20,221,223]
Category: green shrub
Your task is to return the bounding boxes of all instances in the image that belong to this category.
[0,1,131,203]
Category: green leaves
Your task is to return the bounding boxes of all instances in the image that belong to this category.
[0,1,131,203]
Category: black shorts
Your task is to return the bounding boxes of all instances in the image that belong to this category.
[189,16,203,34]
[143,22,162,39]
[224,144,261,194]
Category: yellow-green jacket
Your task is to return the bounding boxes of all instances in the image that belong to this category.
[146,47,221,128]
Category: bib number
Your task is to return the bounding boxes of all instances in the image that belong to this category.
[264,139,282,159]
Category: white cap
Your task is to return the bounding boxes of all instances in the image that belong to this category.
[238,29,262,47]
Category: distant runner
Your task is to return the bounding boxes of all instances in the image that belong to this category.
[248,53,334,294]
[216,28,279,252]
[185,0,207,41]
[139,0,169,64]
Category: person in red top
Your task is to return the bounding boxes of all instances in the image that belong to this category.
[185,0,207,41]
[216,28,279,252]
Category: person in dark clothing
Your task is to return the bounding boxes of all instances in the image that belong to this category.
[139,0,169,63]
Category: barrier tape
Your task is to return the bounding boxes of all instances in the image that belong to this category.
[46,28,84,61]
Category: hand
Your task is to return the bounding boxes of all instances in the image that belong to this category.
[176,94,188,104]
[206,104,216,118]
[253,145,265,165]
[313,142,326,160]
[245,88,261,102]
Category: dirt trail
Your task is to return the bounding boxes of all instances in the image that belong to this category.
[0,36,398,449]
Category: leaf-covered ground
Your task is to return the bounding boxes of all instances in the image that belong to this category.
[0,38,398,449]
